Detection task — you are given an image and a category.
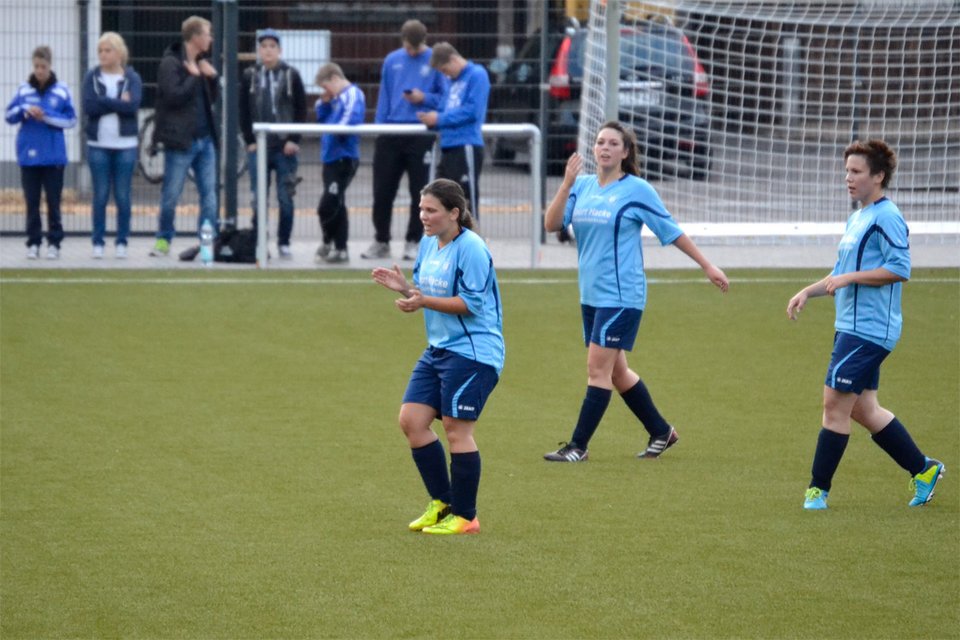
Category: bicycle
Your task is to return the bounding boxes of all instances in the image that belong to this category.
[137,112,249,184]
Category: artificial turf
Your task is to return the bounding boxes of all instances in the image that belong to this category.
[1,268,957,638]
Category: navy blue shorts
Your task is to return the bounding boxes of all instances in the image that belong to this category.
[581,305,643,350]
[824,332,891,394]
[402,347,500,421]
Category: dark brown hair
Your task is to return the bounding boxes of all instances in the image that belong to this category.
[421,179,474,231]
[32,45,52,64]
[597,121,641,177]
[429,42,458,69]
[401,20,427,48]
[844,139,897,188]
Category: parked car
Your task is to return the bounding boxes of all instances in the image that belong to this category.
[488,18,712,180]
[486,23,576,175]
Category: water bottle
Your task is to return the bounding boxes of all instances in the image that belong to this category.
[199,219,214,266]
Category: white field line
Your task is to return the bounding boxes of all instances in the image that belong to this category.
[0,276,957,285]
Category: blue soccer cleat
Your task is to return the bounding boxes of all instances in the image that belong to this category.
[909,458,945,507]
[803,487,829,510]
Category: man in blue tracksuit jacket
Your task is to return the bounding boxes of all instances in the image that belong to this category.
[417,42,489,218]
[5,45,77,258]
[314,62,366,264]
[362,19,448,261]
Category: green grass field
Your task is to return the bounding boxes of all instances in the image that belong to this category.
[1,268,958,639]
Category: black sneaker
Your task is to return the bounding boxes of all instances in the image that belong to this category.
[637,426,679,459]
[544,442,588,462]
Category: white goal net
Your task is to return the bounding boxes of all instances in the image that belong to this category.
[577,0,960,235]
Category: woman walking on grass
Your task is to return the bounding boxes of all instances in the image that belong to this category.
[542,121,728,463]
[787,139,944,510]
[372,179,504,535]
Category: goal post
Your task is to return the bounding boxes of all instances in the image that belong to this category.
[577,0,960,236]
[252,123,543,268]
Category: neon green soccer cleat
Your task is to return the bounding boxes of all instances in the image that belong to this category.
[803,487,829,510]
[408,499,450,532]
[422,514,480,535]
[909,458,945,507]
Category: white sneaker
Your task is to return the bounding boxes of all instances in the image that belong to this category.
[325,249,349,264]
[46,246,60,260]
[278,245,293,260]
[402,240,420,260]
[27,245,39,260]
[361,241,390,259]
[314,242,333,264]
[92,245,105,259]
[115,244,128,259]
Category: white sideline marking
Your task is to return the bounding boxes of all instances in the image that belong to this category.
[0,276,956,285]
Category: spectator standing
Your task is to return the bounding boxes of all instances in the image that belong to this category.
[239,28,306,260]
[81,32,142,259]
[5,45,76,260]
[313,63,365,264]
[150,15,219,257]
[417,42,489,219]
[361,19,447,261]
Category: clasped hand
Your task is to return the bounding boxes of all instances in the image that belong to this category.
[372,265,423,313]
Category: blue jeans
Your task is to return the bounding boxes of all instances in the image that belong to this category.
[248,149,298,246]
[88,146,137,246]
[157,136,218,242]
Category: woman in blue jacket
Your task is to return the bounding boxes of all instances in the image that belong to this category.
[81,32,142,259]
[5,45,77,259]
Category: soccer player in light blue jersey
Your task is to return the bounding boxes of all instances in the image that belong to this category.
[372,179,503,535]
[543,121,729,463]
[787,139,944,510]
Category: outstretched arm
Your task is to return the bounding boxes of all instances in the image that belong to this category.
[672,234,729,292]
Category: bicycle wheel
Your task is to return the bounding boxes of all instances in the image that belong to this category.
[227,133,249,179]
[137,114,165,184]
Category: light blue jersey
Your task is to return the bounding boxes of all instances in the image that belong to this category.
[832,197,910,350]
[563,174,684,309]
[412,228,505,374]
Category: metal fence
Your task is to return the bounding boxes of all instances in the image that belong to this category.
[1,0,560,243]
[3,0,957,246]
[252,122,543,266]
